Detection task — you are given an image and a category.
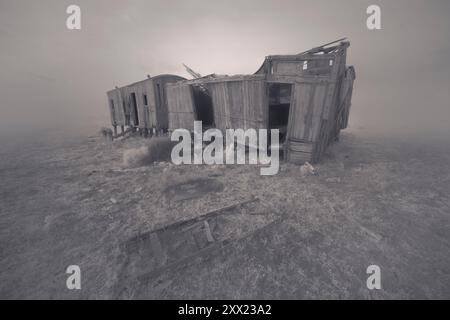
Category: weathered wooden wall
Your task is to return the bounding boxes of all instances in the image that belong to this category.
[338,66,356,130]
[312,43,350,163]
[271,56,334,78]
[108,75,185,131]
[283,42,352,164]
[167,82,196,131]
[125,79,157,129]
[285,79,330,164]
[153,75,185,130]
[208,77,267,131]
[256,54,335,79]
[106,88,126,126]
[167,76,267,132]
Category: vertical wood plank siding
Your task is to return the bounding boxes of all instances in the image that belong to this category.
[209,79,267,131]
[167,83,196,131]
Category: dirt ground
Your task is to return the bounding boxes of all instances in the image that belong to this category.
[0,129,449,299]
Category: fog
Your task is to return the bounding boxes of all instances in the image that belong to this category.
[1,0,449,137]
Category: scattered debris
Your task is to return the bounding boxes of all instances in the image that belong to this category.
[87,170,97,176]
[149,232,167,267]
[359,225,383,242]
[113,197,280,298]
[183,63,202,79]
[300,162,316,176]
[203,220,215,243]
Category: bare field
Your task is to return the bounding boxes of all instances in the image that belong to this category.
[0,130,449,299]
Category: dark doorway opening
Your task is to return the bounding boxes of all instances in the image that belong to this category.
[268,83,291,144]
[110,99,116,121]
[192,86,214,128]
[123,101,130,126]
[130,92,139,126]
[156,83,162,106]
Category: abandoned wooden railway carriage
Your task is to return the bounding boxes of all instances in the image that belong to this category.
[107,74,185,136]
[106,40,355,164]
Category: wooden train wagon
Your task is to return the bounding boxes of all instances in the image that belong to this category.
[166,41,355,164]
[107,74,185,135]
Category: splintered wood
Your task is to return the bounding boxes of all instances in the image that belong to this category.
[114,198,281,298]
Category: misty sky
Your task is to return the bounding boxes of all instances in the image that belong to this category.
[0,0,449,135]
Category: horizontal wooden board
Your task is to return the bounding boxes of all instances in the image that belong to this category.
[287,150,312,164]
[287,141,314,153]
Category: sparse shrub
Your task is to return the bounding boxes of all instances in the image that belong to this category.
[123,137,176,167]
[100,127,113,141]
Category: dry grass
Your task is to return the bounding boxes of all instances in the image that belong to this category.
[99,127,113,142]
[2,131,450,299]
